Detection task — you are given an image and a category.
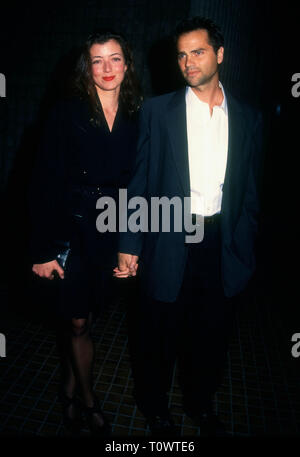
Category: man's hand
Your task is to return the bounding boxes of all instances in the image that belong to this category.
[32,260,65,280]
[113,253,139,278]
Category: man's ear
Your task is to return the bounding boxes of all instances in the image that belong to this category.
[217,47,224,64]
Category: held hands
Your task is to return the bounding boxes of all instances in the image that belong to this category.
[32,260,65,280]
[113,253,139,279]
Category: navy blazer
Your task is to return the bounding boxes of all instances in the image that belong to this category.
[119,87,264,300]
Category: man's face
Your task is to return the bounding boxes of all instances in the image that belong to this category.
[177,29,224,88]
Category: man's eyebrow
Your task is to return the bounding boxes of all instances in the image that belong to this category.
[177,47,206,55]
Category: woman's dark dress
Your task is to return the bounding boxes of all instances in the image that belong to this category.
[30,96,138,319]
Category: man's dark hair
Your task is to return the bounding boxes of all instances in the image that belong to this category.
[174,16,224,54]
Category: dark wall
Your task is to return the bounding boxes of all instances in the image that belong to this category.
[0,0,278,194]
[190,0,274,108]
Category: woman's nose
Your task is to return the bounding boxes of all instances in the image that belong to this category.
[103,59,112,72]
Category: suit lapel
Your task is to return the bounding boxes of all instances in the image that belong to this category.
[166,88,190,197]
[221,93,248,232]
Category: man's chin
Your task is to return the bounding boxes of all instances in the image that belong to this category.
[187,81,202,88]
[186,77,212,89]
[184,76,204,87]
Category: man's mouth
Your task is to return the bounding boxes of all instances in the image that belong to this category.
[186,71,199,77]
[103,76,116,81]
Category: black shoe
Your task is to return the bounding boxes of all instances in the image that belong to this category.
[189,411,228,436]
[79,395,111,438]
[58,388,83,436]
[146,414,177,436]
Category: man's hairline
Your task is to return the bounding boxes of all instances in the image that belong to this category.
[175,28,221,56]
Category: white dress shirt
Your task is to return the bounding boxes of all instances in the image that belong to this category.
[186,82,228,216]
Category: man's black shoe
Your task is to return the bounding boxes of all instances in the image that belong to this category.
[146,415,177,436]
[188,411,228,436]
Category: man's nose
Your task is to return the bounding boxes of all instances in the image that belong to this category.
[185,54,194,68]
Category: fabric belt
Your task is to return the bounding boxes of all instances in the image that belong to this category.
[192,213,221,225]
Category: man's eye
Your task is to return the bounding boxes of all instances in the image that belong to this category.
[177,54,185,60]
[195,50,204,55]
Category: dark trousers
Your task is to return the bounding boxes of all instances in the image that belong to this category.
[128,218,236,417]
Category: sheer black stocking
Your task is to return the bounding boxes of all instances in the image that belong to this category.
[67,314,104,428]
[57,324,77,424]
[57,313,105,429]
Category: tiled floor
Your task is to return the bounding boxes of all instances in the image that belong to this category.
[0,275,299,437]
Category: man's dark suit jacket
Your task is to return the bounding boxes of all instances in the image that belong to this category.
[119,87,264,301]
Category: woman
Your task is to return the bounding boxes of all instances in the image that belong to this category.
[30,30,141,436]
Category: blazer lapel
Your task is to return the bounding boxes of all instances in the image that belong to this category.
[166,88,190,197]
[221,93,248,233]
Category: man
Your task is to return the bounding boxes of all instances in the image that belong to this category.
[114,16,264,436]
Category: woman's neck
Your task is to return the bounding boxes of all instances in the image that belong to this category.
[96,87,120,132]
[96,87,120,114]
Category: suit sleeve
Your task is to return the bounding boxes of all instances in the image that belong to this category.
[118,102,150,256]
[29,101,72,264]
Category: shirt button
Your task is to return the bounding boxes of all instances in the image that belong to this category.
[83,170,87,175]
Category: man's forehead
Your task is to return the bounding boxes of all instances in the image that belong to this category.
[177,29,210,49]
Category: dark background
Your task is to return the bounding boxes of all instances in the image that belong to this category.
[0,0,298,327]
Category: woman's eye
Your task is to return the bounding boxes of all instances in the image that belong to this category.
[92,60,101,64]
[112,57,121,62]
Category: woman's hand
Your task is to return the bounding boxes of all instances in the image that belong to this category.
[113,253,139,278]
[32,260,65,280]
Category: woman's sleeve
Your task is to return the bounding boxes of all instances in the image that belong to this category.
[29,101,72,264]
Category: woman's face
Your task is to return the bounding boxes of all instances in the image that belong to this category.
[90,39,127,95]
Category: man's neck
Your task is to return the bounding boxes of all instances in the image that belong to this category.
[190,76,223,114]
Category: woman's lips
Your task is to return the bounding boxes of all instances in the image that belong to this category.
[103,76,115,81]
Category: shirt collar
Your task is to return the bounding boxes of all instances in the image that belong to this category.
[185,81,227,115]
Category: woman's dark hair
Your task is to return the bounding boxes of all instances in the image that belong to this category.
[174,16,224,55]
[73,30,142,123]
